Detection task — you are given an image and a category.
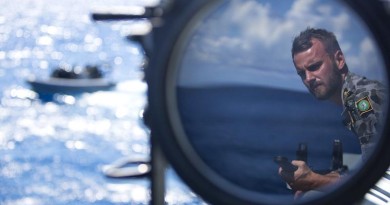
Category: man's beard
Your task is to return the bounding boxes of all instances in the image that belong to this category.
[311,65,343,101]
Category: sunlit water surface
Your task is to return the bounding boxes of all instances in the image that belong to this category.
[0,0,205,204]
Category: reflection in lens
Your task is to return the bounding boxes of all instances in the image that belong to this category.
[172,0,388,200]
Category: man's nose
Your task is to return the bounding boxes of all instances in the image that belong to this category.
[305,71,315,83]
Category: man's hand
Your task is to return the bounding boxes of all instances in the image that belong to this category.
[278,160,340,192]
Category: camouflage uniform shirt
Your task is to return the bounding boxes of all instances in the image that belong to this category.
[341,72,387,160]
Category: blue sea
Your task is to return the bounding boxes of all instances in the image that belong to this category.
[177,85,361,195]
[0,0,204,204]
[0,0,363,204]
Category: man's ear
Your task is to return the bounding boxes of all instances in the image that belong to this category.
[334,50,345,70]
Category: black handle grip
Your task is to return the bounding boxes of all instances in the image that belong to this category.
[274,156,298,172]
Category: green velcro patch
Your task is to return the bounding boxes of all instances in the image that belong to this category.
[356,96,373,115]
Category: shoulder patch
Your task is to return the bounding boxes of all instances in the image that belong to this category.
[356,96,373,116]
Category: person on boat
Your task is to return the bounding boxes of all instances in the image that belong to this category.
[50,64,103,79]
[278,27,387,198]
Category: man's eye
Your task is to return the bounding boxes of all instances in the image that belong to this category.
[308,62,321,71]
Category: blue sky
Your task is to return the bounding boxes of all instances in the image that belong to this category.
[177,0,387,91]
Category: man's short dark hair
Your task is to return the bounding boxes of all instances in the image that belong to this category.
[291,27,342,59]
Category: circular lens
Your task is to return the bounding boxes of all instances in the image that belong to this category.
[147,0,390,204]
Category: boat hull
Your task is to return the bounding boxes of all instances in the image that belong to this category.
[26,77,116,94]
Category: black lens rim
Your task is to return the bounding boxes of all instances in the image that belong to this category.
[146,0,390,204]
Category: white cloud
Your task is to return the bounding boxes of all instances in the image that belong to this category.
[360,37,375,53]
[317,5,332,15]
[339,42,351,53]
[344,37,385,82]
[223,0,285,47]
[358,37,379,72]
[190,0,354,60]
[287,0,317,20]
[179,0,383,88]
[331,12,350,32]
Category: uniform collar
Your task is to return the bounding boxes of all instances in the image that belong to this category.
[341,72,357,105]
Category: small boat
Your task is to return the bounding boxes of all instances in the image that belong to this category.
[27,64,116,94]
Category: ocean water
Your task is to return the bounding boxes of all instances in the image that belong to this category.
[0,0,203,204]
[177,85,361,195]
